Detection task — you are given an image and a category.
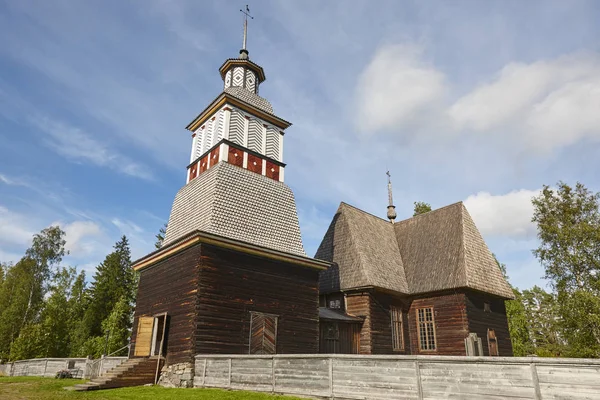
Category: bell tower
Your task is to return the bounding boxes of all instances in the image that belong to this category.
[185,8,289,185]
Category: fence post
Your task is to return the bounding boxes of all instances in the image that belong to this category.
[271,357,275,393]
[328,357,333,399]
[100,355,105,377]
[228,358,232,388]
[44,359,48,377]
[530,362,542,400]
[415,360,423,400]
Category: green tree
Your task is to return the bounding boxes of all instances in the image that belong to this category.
[0,227,66,360]
[68,271,89,357]
[532,182,600,293]
[101,296,132,357]
[493,255,535,356]
[83,236,135,339]
[413,201,432,216]
[522,286,564,357]
[532,182,600,356]
[155,223,167,249]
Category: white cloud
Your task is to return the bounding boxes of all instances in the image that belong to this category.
[111,218,144,234]
[355,44,446,133]
[449,52,600,152]
[36,118,153,181]
[463,189,539,237]
[63,220,102,255]
[0,205,36,247]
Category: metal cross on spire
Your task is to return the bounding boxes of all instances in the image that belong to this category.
[240,5,253,51]
[386,170,397,223]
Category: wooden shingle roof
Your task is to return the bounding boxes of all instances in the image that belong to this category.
[316,202,514,299]
[163,161,306,257]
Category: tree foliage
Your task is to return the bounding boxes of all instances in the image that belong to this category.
[0,228,138,361]
[155,223,167,249]
[530,181,600,357]
[413,201,432,216]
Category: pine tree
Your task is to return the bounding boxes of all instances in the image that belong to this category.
[413,201,432,216]
[68,271,89,357]
[83,236,135,339]
[155,223,167,249]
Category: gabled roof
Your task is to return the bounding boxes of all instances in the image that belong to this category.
[316,203,409,294]
[164,161,306,257]
[316,201,514,299]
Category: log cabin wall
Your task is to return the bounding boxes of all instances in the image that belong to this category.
[345,292,371,354]
[131,243,202,365]
[465,291,513,356]
[407,292,468,356]
[195,244,320,354]
[369,292,411,355]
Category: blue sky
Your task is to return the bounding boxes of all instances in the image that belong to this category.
[1,0,599,290]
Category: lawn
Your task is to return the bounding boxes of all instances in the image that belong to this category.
[0,377,305,400]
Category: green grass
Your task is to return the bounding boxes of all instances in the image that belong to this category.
[0,377,304,400]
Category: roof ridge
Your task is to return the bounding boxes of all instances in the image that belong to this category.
[339,202,390,223]
[459,203,469,288]
[395,201,464,224]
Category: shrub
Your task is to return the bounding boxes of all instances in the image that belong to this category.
[55,370,73,379]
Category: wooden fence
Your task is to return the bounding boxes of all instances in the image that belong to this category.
[0,356,127,379]
[194,354,600,400]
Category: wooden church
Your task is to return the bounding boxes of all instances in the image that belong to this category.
[129,16,514,385]
[129,40,329,373]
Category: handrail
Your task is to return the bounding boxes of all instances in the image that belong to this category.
[88,344,130,367]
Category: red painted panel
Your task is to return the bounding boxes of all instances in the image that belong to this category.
[199,155,209,174]
[188,163,198,181]
[247,154,263,174]
[228,147,244,167]
[265,161,280,181]
[210,146,220,167]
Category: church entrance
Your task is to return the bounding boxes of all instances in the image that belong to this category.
[133,313,169,357]
[150,313,168,357]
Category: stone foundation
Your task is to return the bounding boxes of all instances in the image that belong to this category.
[157,362,194,388]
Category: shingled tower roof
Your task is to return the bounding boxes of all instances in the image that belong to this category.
[316,202,514,299]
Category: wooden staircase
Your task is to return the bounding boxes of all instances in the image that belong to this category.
[72,357,163,391]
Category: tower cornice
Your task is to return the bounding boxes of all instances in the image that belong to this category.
[186,92,292,132]
[219,58,266,83]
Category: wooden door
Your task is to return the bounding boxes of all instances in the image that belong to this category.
[488,329,499,356]
[134,316,155,356]
[249,312,278,354]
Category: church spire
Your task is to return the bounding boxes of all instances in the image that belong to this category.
[386,171,397,223]
[239,5,253,59]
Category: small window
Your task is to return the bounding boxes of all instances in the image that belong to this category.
[329,299,341,309]
[488,329,499,356]
[67,360,75,369]
[484,302,491,313]
[391,306,403,350]
[417,307,437,351]
[249,312,278,355]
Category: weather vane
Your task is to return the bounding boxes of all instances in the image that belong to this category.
[240,5,253,50]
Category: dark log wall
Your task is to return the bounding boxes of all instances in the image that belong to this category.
[319,322,361,354]
[369,293,410,355]
[407,292,468,356]
[465,291,513,356]
[196,245,320,354]
[131,244,201,365]
[345,293,371,354]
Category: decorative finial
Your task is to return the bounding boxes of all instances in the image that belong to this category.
[240,5,253,59]
[386,170,397,223]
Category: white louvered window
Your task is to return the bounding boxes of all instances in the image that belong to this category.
[391,306,403,351]
[417,307,436,351]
